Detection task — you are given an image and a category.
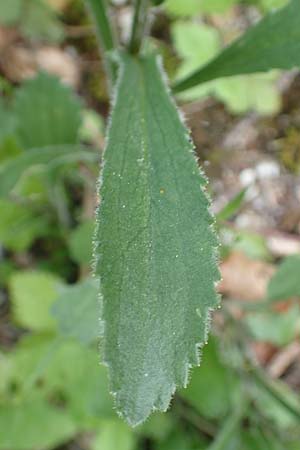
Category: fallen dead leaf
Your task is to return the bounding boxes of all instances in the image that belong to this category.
[46,0,71,11]
[35,46,80,87]
[267,341,300,378]
[219,251,275,301]
[251,341,278,366]
[0,44,80,87]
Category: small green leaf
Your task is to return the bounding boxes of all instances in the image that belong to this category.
[68,220,95,265]
[52,278,99,344]
[268,254,300,301]
[0,145,98,197]
[0,199,48,251]
[9,271,63,331]
[173,0,300,92]
[14,72,81,149]
[95,53,220,425]
[217,189,247,222]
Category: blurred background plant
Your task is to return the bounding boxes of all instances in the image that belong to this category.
[1,0,300,449]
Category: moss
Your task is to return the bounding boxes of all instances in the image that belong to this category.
[279,127,300,173]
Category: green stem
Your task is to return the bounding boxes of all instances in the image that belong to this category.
[207,398,248,450]
[246,357,300,422]
[85,0,117,87]
[128,0,149,54]
[223,305,300,422]
[174,397,217,437]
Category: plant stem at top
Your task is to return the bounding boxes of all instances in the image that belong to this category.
[85,0,117,88]
[128,0,149,54]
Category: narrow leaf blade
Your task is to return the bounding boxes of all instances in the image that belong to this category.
[173,0,300,93]
[95,53,220,425]
[0,145,98,197]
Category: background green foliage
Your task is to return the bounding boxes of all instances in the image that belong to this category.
[0,0,300,448]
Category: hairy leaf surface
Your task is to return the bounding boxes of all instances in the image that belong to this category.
[173,0,300,93]
[95,53,220,425]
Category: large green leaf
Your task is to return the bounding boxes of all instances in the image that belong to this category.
[14,72,81,149]
[0,145,98,197]
[173,0,300,93]
[94,53,220,425]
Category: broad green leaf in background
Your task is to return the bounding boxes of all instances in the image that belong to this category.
[181,339,240,419]
[52,278,99,344]
[79,109,105,145]
[164,0,237,16]
[91,419,135,450]
[172,22,280,114]
[13,72,81,149]
[171,21,219,101]
[260,0,288,11]
[21,0,64,42]
[41,340,114,426]
[267,254,300,300]
[0,100,17,144]
[232,231,271,261]
[0,0,22,25]
[196,0,238,13]
[6,334,61,392]
[173,0,300,93]
[95,53,220,425]
[0,0,64,42]
[212,73,280,115]
[0,394,77,450]
[9,271,63,331]
[68,219,95,265]
[5,335,113,427]
[0,145,98,197]
[136,413,174,442]
[154,427,208,450]
[0,199,48,251]
[164,0,203,16]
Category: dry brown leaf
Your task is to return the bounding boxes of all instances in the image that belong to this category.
[46,0,71,11]
[219,251,275,301]
[267,341,300,378]
[251,341,278,366]
[35,46,80,87]
[0,44,80,87]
